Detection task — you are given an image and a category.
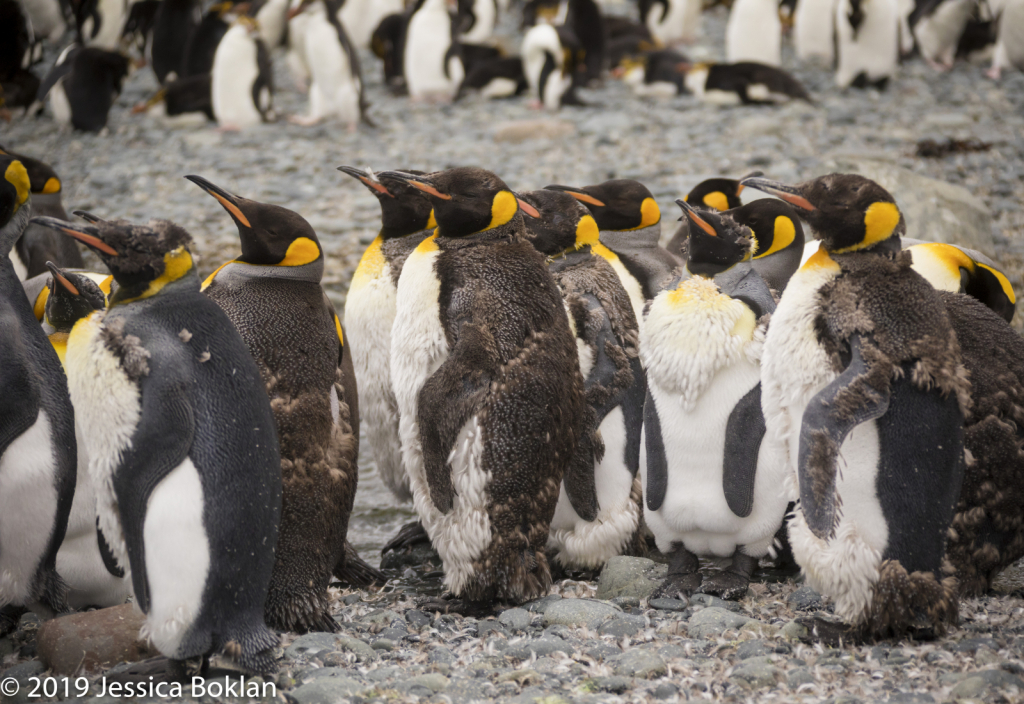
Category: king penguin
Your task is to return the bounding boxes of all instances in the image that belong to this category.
[741,173,969,641]
[519,189,648,572]
[545,179,682,321]
[795,0,837,64]
[0,145,84,279]
[643,200,789,600]
[902,240,1016,322]
[339,0,403,49]
[32,212,282,674]
[211,15,276,129]
[380,166,586,610]
[725,0,782,66]
[835,0,900,88]
[37,45,131,132]
[187,175,380,632]
[403,0,464,101]
[522,22,575,110]
[42,263,131,610]
[339,166,435,509]
[666,176,746,259]
[0,155,75,637]
[641,0,702,45]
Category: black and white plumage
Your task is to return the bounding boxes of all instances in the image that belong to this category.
[37,44,130,132]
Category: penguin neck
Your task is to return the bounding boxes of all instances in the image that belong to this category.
[599,223,662,252]
[0,206,30,260]
[29,192,63,213]
[547,246,593,271]
[110,255,200,306]
[208,256,325,286]
[438,219,523,246]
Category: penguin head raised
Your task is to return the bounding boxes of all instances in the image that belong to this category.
[44,262,106,332]
[31,213,196,305]
[0,155,31,253]
[544,179,660,232]
[185,175,323,269]
[676,198,755,278]
[683,177,746,213]
[741,173,904,254]
[518,189,597,256]
[338,165,437,239]
[377,167,539,238]
[0,145,62,196]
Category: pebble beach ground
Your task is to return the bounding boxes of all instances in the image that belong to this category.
[3,0,1024,701]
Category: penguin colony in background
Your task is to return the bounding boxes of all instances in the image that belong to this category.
[5,0,1022,131]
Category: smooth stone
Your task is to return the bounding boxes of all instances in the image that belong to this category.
[477,621,507,637]
[648,598,688,612]
[371,639,394,651]
[689,593,744,612]
[780,619,810,641]
[610,596,641,609]
[405,610,432,629]
[787,666,816,688]
[729,657,781,689]
[687,607,752,638]
[521,595,562,613]
[335,636,377,662]
[945,638,999,653]
[949,669,1024,699]
[787,586,823,611]
[593,675,633,693]
[286,633,345,660]
[886,694,934,703]
[596,557,667,600]
[505,637,575,659]
[543,599,620,628]
[499,608,533,631]
[736,640,791,659]
[359,609,401,626]
[288,676,366,704]
[395,673,449,693]
[598,617,642,638]
[611,649,667,678]
[428,646,454,665]
[2,660,45,681]
[586,643,623,661]
[653,682,679,699]
[36,605,157,675]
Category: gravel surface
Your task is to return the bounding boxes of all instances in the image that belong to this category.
[3,2,1024,701]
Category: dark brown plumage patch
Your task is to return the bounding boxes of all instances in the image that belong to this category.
[860,559,959,640]
[100,317,151,381]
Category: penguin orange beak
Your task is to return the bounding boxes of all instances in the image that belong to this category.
[184,175,253,227]
[675,199,717,236]
[512,193,540,218]
[544,184,605,207]
[338,165,393,197]
[31,216,120,256]
[46,261,79,295]
[740,176,817,212]
[378,171,452,200]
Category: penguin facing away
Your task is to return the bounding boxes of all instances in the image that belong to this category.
[522,22,574,110]
[643,200,789,600]
[0,156,76,636]
[33,212,283,673]
[741,173,968,641]
[519,189,648,571]
[835,0,900,89]
[42,263,131,610]
[795,0,838,64]
[38,45,131,133]
[188,175,380,632]
[725,0,782,66]
[150,0,201,84]
[339,166,436,508]
[211,16,276,129]
[380,167,586,609]
[912,0,975,70]
[403,0,464,101]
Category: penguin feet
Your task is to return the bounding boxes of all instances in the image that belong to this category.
[416,595,493,618]
[986,66,1002,81]
[795,613,859,647]
[382,521,432,555]
[652,572,702,600]
[333,540,386,587]
[697,551,758,601]
[104,655,207,684]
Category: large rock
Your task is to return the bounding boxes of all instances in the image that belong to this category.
[596,557,667,600]
[824,158,996,254]
[729,657,781,689]
[543,599,620,628]
[687,608,752,638]
[611,649,667,678]
[36,604,156,675]
[288,676,366,704]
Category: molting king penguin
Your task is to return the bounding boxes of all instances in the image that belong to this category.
[741,173,969,641]
[379,166,586,610]
[519,188,648,572]
[666,176,747,260]
[546,179,682,322]
[187,175,381,633]
[0,155,75,637]
[0,145,84,279]
[31,212,283,674]
[642,199,788,600]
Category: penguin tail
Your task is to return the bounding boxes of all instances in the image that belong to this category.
[334,540,386,586]
[30,568,71,619]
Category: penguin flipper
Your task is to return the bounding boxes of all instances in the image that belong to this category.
[798,334,890,540]
[722,383,766,519]
[643,388,670,512]
[417,321,496,515]
[114,375,195,614]
[0,310,41,460]
[37,49,78,102]
[96,518,126,578]
[719,266,777,319]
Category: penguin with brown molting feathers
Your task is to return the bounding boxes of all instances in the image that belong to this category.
[380,166,586,612]
[187,175,382,633]
[666,176,747,260]
[742,173,969,642]
[519,188,648,574]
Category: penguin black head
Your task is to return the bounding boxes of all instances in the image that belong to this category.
[31,213,195,304]
[544,179,660,232]
[0,146,62,196]
[338,166,437,239]
[44,262,106,332]
[684,178,745,212]
[741,173,904,253]
[185,175,323,267]
[518,189,598,256]
[677,199,755,278]
[0,155,31,248]
[377,167,540,239]
[727,199,804,261]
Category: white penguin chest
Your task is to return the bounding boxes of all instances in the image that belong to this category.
[212,26,262,128]
[404,2,456,96]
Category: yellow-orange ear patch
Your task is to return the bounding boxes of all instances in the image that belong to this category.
[702,191,729,212]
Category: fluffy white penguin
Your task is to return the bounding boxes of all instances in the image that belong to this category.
[835,0,901,88]
[404,0,464,100]
[726,0,782,66]
[642,201,789,600]
[795,0,838,64]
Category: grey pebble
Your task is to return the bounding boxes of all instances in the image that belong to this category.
[648,597,688,612]
[499,608,533,631]
[543,599,620,628]
[729,657,781,689]
[652,682,679,699]
[505,637,575,660]
[592,675,633,693]
[687,607,752,638]
[611,649,667,678]
[786,585,823,611]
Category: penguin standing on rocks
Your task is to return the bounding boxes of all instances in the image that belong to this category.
[458,0,497,44]
[911,0,975,70]
[835,0,900,88]
[381,167,586,609]
[0,146,83,279]
[150,0,201,83]
[181,0,237,77]
[643,200,789,600]
[211,15,276,129]
[38,45,131,132]
[403,0,464,101]
[42,264,131,609]
[75,0,130,50]
[33,212,282,674]
[0,156,75,637]
[726,0,782,66]
[187,176,380,632]
[340,0,403,49]
[683,61,813,104]
[795,0,838,64]
[640,0,702,45]
[522,23,575,110]
[546,179,681,321]
[339,166,435,510]
[519,189,648,572]
[741,173,968,641]
[988,0,1024,78]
